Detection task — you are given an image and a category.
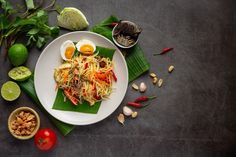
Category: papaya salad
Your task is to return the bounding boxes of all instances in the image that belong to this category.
[54,39,117,106]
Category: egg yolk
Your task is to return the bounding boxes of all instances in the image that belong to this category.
[80,44,94,54]
[65,46,75,59]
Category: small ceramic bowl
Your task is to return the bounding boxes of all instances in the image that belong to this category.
[8,107,40,140]
[112,21,140,49]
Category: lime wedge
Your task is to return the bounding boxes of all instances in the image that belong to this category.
[57,7,89,30]
[8,66,32,82]
[1,81,21,101]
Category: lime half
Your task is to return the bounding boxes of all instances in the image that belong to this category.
[57,7,89,30]
[8,66,32,81]
[1,81,21,101]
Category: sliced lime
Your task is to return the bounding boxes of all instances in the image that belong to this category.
[1,81,21,101]
[57,7,89,30]
[8,66,32,82]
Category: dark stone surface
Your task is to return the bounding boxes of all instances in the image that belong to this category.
[0,0,236,156]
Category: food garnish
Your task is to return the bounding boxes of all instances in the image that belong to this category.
[10,111,37,136]
[60,40,76,60]
[113,21,142,47]
[8,66,32,82]
[8,44,28,66]
[139,82,147,93]
[127,102,150,108]
[134,96,156,103]
[132,83,139,90]
[123,106,133,116]
[153,47,174,56]
[117,113,125,125]
[152,77,158,84]
[0,0,60,53]
[131,111,138,118]
[149,72,157,78]
[158,79,163,87]
[75,39,96,55]
[34,128,57,151]
[168,65,174,73]
[1,81,21,101]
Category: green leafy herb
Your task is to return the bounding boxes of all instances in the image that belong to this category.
[0,0,15,15]
[0,0,60,53]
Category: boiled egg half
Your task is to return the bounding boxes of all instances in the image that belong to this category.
[60,40,75,61]
[76,39,96,55]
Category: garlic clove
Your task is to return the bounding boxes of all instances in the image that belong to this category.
[139,82,147,92]
[123,106,133,116]
[117,113,125,125]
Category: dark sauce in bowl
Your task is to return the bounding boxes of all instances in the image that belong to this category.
[112,21,142,48]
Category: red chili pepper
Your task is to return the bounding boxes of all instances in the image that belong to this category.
[153,47,174,55]
[127,102,150,108]
[110,22,118,28]
[134,96,156,103]
[85,63,88,69]
[127,102,142,108]
[111,70,117,82]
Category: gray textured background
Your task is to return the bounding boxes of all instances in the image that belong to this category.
[0,0,236,156]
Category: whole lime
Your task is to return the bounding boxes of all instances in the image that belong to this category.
[8,44,28,66]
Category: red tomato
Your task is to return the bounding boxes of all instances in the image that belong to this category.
[34,128,57,151]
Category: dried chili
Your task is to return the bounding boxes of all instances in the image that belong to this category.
[127,102,150,108]
[153,47,174,55]
[134,96,156,103]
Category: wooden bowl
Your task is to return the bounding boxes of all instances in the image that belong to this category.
[8,107,40,140]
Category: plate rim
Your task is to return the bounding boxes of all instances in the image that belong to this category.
[34,31,128,125]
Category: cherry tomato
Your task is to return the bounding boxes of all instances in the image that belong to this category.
[34,128,57,151]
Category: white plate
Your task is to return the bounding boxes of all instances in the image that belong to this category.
[34,31,128,125]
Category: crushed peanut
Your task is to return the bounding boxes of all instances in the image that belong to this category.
[10,111,37,136]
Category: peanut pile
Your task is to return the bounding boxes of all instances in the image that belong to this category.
[10,111,37,136]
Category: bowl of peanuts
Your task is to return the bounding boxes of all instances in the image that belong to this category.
[8,107,40,140]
